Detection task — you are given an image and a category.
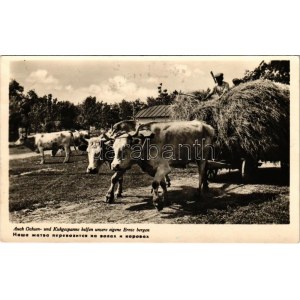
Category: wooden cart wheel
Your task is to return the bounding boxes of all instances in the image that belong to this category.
[207,169,218,181]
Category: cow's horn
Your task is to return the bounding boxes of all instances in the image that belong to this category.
[102,132,113,141]
[130,124,143,137]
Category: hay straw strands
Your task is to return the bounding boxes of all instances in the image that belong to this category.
[171,80,289,162]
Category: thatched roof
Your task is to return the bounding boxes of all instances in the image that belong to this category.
[171,80,289,162]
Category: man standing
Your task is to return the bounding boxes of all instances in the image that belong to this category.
[205,73,230,100]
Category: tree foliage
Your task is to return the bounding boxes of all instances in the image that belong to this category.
[8,80,150,140]
[242,60,290,84]
[146,83,178,107]
[9,80,26,139]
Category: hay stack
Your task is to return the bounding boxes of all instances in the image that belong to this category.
[171,80,289,162]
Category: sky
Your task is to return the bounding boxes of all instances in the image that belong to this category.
[9,57,264,104]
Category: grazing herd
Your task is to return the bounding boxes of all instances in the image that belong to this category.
[15,120,215,210]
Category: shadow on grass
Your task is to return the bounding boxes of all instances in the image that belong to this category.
[161,187,281,220]
[125,184,280,216]
[213,167,289,186]
[125,197,155,211]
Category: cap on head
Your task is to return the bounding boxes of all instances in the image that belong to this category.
[214,73,223,79]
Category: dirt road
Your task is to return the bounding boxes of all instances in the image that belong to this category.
[9,147,79,160]
[10,172,289,224]
[9,148,289,224]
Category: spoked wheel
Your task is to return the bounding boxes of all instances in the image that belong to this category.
[207,169,218,181]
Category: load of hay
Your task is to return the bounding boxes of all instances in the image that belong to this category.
[171,80,289,162]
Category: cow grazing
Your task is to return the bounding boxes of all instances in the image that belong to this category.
[85,134,124,200]
[16,130,89,164]
[110,120,214,210]
[86,134,114,173]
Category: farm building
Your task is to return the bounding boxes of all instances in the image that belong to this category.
[134,105,172,124]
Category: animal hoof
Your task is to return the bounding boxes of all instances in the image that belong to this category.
[154,201,164,211]
[106,195,114,204]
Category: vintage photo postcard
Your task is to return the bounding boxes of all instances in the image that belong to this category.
[0,56,299,242]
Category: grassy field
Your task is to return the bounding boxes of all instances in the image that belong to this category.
[9,147,289,224]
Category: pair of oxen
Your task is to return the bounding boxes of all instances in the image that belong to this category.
[85,120,214,210]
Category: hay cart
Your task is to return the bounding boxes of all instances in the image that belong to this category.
[172,80,289,182]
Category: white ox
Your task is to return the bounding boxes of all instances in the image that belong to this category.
[85,134,124,200]
[85,133,113,173]
[110,120,214,210]
[85,129,171,203]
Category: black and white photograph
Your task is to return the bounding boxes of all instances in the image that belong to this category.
[0,56,299,242]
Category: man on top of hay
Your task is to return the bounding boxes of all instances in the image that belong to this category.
[205,73,230,100]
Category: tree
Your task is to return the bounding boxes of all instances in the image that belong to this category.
[146,83,177,107]
[106,104,120,128]
[79,96,101,128]
[9,80,25,140]
[27,94,48,133]
[118,99,134,120]
[132,99,147,117]
[242,60,290,84]
[9,79,24,100]
[56,101,79,130]
[101,104,111,128]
